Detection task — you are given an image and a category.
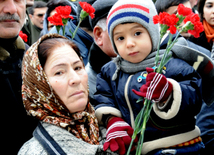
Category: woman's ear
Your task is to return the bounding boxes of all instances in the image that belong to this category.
[93,26,104,46]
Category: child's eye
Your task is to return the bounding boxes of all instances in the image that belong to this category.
[135,32,142,36]
[117,36,124,41]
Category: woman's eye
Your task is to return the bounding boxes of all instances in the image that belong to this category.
[75,66,82,71]
[55,71,63,76]
[135,32,142,36]
[206,4,213,8]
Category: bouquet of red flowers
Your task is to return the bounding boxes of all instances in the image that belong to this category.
[48,2,95,39]
[127,4,203,155]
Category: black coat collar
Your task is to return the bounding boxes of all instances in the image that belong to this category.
[88,43,112,74]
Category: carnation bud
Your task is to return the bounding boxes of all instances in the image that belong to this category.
[181,21,194,33]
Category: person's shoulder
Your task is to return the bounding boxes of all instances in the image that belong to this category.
[43,122,104,155]
[18,137,46,155]
[167,58,192,69]
[166,58,196,75]
[101,60,116,72]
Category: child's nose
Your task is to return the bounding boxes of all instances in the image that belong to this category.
[126,38,135,48]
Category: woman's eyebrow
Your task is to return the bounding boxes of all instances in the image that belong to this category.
[73,60,81,65]
[53,60,81,67]
[51,63,66,70]
[205,2,213,5]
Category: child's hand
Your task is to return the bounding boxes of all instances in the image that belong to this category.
[103,117,137,155]
[132,67,173,103]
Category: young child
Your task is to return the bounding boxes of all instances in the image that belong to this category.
[94,0,205,154]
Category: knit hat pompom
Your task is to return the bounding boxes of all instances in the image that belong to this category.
[107,0,160,54]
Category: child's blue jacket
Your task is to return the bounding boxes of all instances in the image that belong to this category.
[94,57,202,154]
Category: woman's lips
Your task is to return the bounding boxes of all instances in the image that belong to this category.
[69,90,84,97]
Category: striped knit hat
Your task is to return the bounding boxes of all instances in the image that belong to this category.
[107,0,159,54]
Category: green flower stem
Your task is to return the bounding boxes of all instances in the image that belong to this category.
[71,10,89,40]
[136,100,154,155]
[72,19,82,40]
[155,36,164,67]
[62,18,68,36]
[126,100,147,155]
[56,26,61,34]
[63,26,65,36]
[156,31,181,74]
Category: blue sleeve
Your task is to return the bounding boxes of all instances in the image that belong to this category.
[170,59,202,116]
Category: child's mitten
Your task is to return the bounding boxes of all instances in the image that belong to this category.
[103,117,136,155]
[133,67,173,102]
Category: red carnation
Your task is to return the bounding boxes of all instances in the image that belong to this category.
[153,12,179,34]
[184,13,204,38]
[55,6,73,20]
[19,31,28,42]
[48,13,63,26]
[79,1,95,19]
[177,4,192,16]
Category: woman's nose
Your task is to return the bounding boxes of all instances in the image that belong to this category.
[68,70,81,86]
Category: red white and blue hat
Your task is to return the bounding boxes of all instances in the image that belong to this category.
[107,0,159,54]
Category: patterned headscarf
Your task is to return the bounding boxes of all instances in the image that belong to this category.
[22,33,99,145]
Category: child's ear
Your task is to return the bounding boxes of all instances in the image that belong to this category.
[93,26,104,46]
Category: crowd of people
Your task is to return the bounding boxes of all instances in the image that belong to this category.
[1,0,214,154]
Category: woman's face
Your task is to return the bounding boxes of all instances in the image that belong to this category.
[44,44,88,113]
[203,0,214,27]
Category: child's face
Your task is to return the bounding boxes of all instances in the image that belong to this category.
[113,23,152,63]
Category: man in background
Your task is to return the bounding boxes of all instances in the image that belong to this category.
[28,1,47,40]
[86,0,117,104]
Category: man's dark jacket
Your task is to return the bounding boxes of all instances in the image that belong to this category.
[0,36,38,154]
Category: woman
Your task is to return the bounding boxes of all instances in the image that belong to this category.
[18,34,111,155]
[189,0,214,60]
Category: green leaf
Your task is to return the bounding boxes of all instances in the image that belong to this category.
[136,97,144,103]
[134,107,145,133]
[69,29,73,36]
[176,15,185,27]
